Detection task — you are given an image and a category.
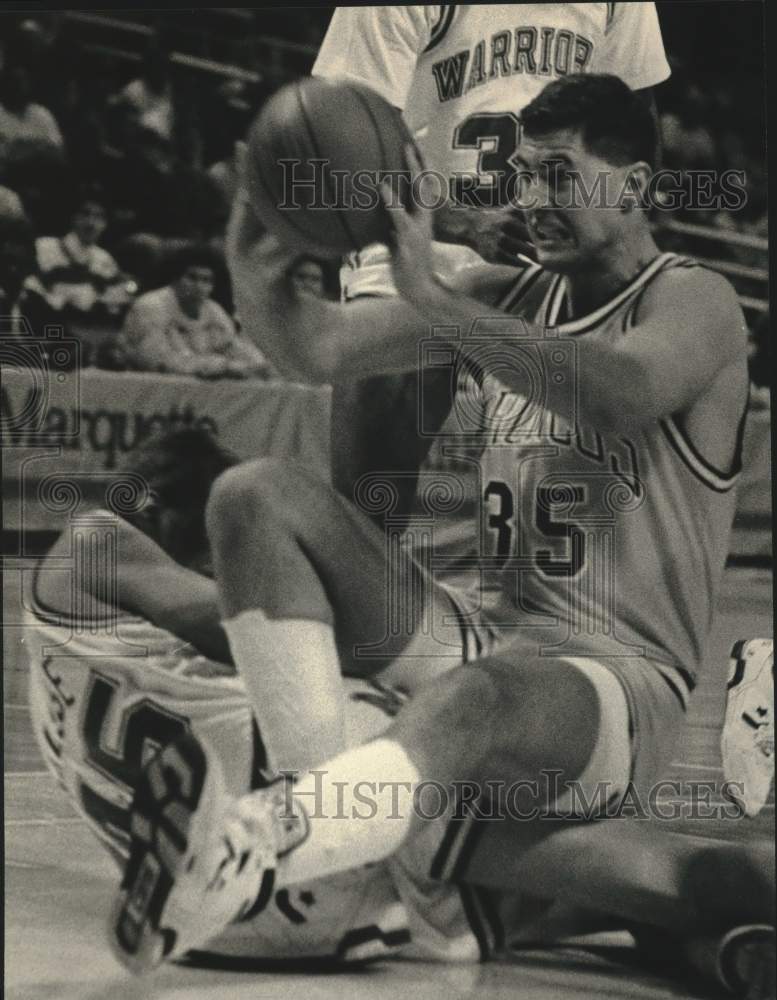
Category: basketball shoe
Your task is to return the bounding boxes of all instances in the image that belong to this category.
[685,924,776,1000]
[109,734,307,974]
[721,639,774,818]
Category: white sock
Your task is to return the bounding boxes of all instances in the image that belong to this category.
[222,608,345,775]
[280,737,420,884]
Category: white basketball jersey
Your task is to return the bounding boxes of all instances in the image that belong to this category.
[24,573,255,863]
[440,254,745,690]
[23,569,492,963]
[314,4,670,298]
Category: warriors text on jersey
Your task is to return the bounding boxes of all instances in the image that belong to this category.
[313,4,670,298]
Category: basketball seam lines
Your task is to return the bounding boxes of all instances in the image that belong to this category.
[250,99,323,243]
[349,85,395,246]
[296,81,356,249]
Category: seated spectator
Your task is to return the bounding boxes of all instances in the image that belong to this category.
[205,78,254,211]
[25,187,135,324]
[748,311,770,396]
[117,244,270,378]
[0,63,63,155]
[289,255,327,299]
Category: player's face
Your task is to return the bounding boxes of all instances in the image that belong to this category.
[515,129,635,274]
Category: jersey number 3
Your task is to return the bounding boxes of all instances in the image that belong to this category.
[451,112,522,207]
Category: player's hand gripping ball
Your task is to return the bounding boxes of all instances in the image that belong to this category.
[245,77,421,255]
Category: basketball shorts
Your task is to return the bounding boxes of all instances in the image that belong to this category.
[382,583,690,961]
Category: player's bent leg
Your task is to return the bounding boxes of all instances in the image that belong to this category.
[387,653,628,896]
[269,650,605,895]
[205,459,464,773]
[389,651,601,797]
[205,457,462,675]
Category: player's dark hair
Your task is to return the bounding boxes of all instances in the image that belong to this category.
[521,74,657,167]
[126,428,238,561]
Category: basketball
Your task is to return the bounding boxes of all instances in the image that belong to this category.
[245,77,418,255]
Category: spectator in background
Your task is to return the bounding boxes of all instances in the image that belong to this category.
[748,311,770,400]
[113,42,175,143]
[25,187,134,324]
[118,243,269,378]
[0,63,63,155]
[289,255,327,299]
[208,139,240,214]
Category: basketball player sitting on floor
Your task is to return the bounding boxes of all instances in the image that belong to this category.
[105,73,774,991]
[26,428,772,992]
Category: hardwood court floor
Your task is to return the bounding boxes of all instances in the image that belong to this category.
[4,561,774,1000]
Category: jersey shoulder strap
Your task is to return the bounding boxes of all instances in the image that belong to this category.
[622,251,702,331]
[496,262,552,317]
[423,5,456,52]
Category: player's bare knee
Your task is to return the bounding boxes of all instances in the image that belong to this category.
[388,666,502,780]
[482,658,601,776]
[206,459,293,541]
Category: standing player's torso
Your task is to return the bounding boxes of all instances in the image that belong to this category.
[407,4,617,194]
[473,254,743,684]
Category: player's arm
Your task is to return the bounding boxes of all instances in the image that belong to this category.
[313,6,432,111]
[384,169,747,432]
[412,267,745,431]
[225,187,517,383]
[115,518,232,662]
[599,3,668,164]
[42,513,233,663]
[599,2,671,94]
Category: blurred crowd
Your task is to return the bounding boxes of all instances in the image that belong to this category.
[0,12,768,387]
[0,16,335,379]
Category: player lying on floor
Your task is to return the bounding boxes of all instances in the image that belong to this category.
[105,74,773,995]
[24,428,433,965]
